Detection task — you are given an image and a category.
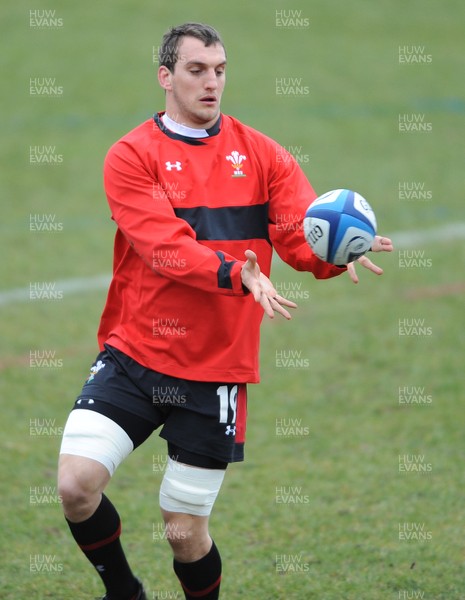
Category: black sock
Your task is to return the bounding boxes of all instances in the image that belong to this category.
[173,540,222,599]
[66,494,139,600]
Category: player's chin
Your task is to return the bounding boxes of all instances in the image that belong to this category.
[196,102,220,120]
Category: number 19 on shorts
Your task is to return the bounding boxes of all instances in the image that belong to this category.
[217,385,237,434]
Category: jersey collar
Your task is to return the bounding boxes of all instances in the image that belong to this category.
[153,112,221,146]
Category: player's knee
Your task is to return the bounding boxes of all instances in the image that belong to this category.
[162,512,210,561]
[57,456,109,521]
[58,480,86,515]
[162,512,196,546]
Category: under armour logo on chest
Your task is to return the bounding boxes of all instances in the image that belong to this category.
[165,161,182,171]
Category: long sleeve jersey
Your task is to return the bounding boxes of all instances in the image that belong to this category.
[97,112,345,383]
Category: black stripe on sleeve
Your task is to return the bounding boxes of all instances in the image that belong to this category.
[215,251,236,290]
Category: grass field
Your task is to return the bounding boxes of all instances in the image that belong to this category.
[1,0,464,598]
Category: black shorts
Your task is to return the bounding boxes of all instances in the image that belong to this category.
[71,345,247,467]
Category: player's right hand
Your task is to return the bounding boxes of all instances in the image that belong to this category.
[346,235,394,283]
[241,250,297,319]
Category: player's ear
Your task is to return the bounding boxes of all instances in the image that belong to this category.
[158,66,173,91]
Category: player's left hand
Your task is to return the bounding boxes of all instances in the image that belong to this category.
[346,235,394,284]
[242,250,297,319]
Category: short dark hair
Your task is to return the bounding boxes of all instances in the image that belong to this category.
[158,23,225,72]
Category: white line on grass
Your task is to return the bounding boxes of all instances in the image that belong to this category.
[1,223,464,307]
[387,222,465,249]
[0,274,111,307]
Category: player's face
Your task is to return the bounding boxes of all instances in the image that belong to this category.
[158,36,226,129]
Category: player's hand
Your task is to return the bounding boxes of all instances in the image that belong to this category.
[241,250,297,319]
[346,235,394,284]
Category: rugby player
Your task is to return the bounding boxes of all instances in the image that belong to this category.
[57,22,393,600]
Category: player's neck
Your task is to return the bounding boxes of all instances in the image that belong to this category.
[162,113,210,138]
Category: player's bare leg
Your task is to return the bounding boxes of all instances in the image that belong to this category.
[161,509,212,562]
[58,454,145,599]
[159,458,225,599]
[161,509,222,599]
[58,454,110,521]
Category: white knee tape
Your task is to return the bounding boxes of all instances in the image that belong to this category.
[59,409,133,476]
[159,458,226,516]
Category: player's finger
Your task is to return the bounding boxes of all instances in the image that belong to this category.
[273,294,298,309]
[346,262,359,284]
[260,293,275,319]
[358,255,383,275]
[372,236,394,253]
[270,297,293,320]
[244,249,258,265]
[249,280,262,303]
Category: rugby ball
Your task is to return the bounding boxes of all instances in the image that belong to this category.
[303,189,377,265]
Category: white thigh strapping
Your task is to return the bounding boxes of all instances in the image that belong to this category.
[59,409,133,476]
[159,457,226,516]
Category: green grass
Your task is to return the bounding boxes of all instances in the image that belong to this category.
[1,0,464,598]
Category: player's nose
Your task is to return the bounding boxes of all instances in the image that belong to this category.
[204,68,219,89]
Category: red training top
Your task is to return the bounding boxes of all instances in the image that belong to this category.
[98,112,344,383]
